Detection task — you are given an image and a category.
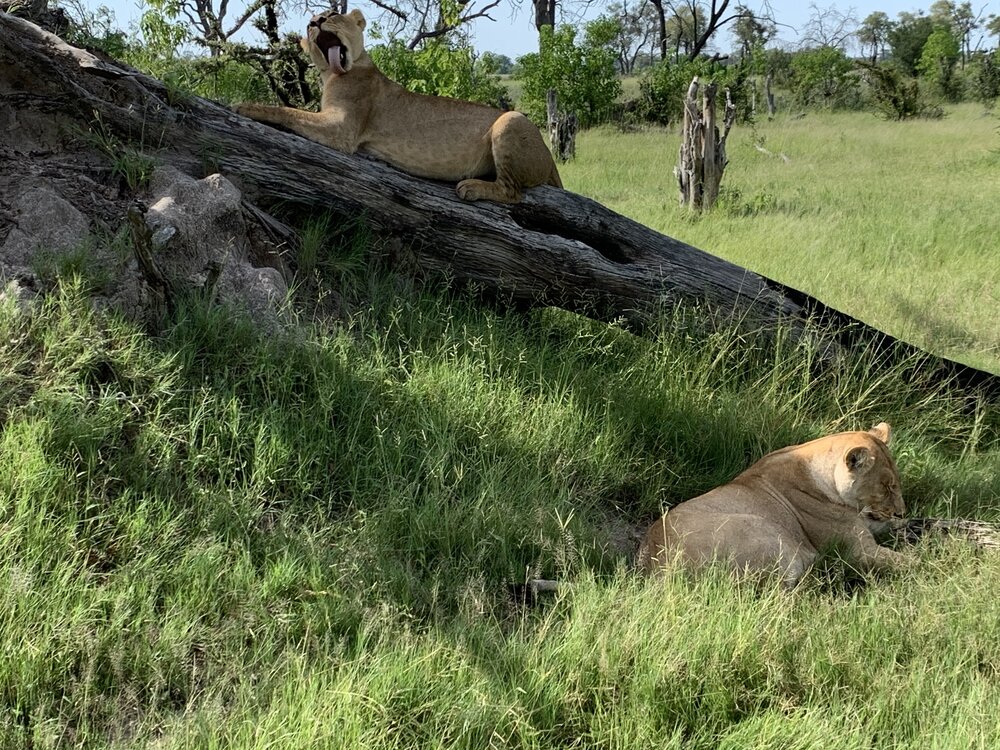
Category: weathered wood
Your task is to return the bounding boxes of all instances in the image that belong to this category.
[677,77,735,211]
[545,88,576,162]
[1,13,998,397]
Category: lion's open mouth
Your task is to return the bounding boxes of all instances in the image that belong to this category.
[315,29,349,74]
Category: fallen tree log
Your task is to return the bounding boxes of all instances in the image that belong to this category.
[1,12,997,397]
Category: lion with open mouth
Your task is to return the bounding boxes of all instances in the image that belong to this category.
[235,9,563,203]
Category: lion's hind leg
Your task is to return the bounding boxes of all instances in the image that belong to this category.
[456,111,559,203]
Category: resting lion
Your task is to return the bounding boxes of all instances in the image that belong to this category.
[234,9,562,203]
[638,422,911,587]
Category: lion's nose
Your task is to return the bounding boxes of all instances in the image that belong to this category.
[309,15,326,27]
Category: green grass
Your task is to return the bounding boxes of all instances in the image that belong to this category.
[3,103,1000,747]
[1,269,999,747]
[560,104,1000,373]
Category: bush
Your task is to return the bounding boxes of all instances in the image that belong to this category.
[370,39,510,107]
[515,23,621,127]
[637,58,759,127]
[970,52,1000,108]
[858,61,942,120]
[789,46,862,109]
[917,27,961,102]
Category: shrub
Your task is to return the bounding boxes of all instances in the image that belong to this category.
[917,27,962,102]
[639,59,749,125]
[858,61,942,119]
[970,52,1000,108]
[515,22,621,127]
[789,46,862,109]
[369,39,510,107]
[370,39,509,106]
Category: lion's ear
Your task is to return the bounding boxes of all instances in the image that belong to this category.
[845,446,874,473]
[868,422,892,446]
[348,8,367,29]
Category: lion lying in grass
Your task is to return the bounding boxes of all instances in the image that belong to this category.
[638,422,911,587]
[235,9,562,203]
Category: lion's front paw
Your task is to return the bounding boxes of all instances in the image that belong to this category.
[456,179,482,202]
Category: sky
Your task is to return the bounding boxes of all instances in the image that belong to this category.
[91,0,997,60]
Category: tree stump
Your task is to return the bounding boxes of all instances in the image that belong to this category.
[546,88,577,162]
[676,77,736,211]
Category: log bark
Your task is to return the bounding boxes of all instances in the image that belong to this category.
[1,13,998,397]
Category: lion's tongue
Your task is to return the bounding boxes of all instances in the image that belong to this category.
[328,45,346,74]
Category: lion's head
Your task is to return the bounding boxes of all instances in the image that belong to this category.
[301,9,367,75]
[822,422,904,522]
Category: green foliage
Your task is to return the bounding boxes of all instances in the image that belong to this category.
[971,52,1000,107]
[476,51,514,75]
[57,1,131,59]
[789,46,861,109]
[918,26,962,101]
[369,39,509,106]
[858,62,941,120]
[81,118,156,192]
[638,58,730,125]
[888,12,935,76]
[515,23,622,127]
[762,48,793,86]
[137,0,189,60]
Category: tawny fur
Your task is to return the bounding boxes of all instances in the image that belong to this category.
[234,9,562,203]
[638,423,911,587]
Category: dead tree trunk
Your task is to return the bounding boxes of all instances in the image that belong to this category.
[545,89,577,162]
[1,14,998,397]
[676,77,736,211]
[765,72,776,118]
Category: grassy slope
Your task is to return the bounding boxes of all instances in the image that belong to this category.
[1,108,999,748]
[561,104,1000,373]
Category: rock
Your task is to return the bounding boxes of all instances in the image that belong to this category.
[141,166,289,328]
[0,186,91,278]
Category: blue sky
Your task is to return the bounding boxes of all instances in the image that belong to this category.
[92,0,997,59]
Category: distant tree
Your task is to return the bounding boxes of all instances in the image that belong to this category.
[763,47,793,86]
[928,0,982,65]
[972,51,1000,106]
[645,0,769,63]
[362,0,504,50]
[888,11,936,75]
[857,11,893,64]
[800,2,858,50]
[988,15,1000,47]
[790,46,857,107]
[516,21,622,126]
[604,0,657,74]
[664,2,707,60]
[918,25,962,100]
[477,51,514,74]
[732,3,774,60]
